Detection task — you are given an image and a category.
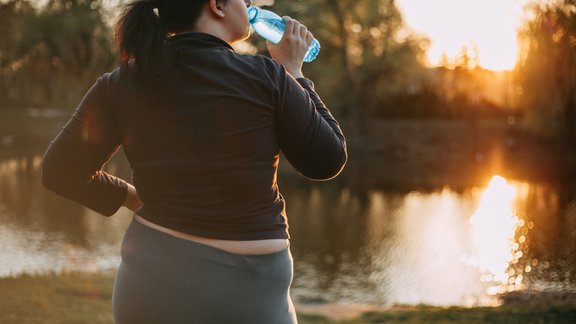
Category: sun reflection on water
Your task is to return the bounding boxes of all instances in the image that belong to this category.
[466,175,530,296]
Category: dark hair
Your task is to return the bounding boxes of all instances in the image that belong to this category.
[115,0,211,86]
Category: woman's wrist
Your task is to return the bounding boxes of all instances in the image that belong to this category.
[123,184,143,212]
[287,69,304,79]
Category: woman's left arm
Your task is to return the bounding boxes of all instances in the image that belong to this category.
[41,74,133,216]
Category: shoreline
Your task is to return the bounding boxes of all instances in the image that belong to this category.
[2,272,576,323]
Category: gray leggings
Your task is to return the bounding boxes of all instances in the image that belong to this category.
[112,217,297,324]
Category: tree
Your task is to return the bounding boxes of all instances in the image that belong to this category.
[0,0,114,108]
[516,0,576,139]
[271,0,427,138]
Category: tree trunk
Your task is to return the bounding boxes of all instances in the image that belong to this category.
[326,0,363,141]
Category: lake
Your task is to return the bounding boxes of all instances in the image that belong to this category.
[1,110,576,307]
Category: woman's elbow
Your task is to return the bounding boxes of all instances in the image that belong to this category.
[305,150,348,181]
[41,155,65,193]
[41,160,56,191]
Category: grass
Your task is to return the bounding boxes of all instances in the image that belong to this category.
[0,272,333,324]
[353,305,576,323]
[0,272,115,324]
[1,272,576,323]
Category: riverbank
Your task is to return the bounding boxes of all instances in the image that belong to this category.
[1,272,576,323]
[3,108,575,189]
[341,119,576,190]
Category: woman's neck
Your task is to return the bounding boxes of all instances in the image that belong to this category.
[190,15,233,44]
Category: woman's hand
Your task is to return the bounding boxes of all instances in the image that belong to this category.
[123,184,143,212]
[266,17,314,79]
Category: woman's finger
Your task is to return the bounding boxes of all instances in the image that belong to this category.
[306,31,314,46]
[283,16,295,39]
[291,18,301,37]
[299,25,308,42]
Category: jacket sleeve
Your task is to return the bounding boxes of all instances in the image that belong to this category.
[41,74,129,216]
[275,73,347,180]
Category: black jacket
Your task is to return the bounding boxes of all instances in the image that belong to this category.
[42,32,347,240]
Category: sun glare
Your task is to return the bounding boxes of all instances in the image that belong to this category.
[397,0,529,71]
[467,175,528,295]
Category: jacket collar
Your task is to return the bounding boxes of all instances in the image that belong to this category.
[168,32,234,51]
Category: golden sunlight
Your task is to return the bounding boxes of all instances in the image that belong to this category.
[397,0,530,71]
[467,175,524,294]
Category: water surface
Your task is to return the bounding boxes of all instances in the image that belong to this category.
[1,151,575,307]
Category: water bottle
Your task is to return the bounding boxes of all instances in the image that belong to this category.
[247,6,320,62]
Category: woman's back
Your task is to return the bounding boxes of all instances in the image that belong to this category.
[116,32,288,239]
[43,32,346,240]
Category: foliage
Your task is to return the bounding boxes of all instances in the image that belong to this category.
[268,0,429,134]
[0,0,115,108]
[0,0,573,141]
[515,0,576,139]
[266,1,510,126]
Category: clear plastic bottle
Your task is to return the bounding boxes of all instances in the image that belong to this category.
[247,6,320,63]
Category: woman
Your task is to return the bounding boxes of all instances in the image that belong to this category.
[41,0,346,323]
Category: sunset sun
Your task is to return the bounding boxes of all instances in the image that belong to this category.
[397,0,529,71]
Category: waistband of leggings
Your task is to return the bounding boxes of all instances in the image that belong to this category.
[126,216,291,265]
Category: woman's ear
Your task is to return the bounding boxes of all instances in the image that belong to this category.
[209,0,226,18]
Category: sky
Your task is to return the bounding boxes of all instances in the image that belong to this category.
[396,0,531,71]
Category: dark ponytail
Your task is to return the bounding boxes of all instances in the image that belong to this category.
[116,0,165,84]
[115,0,210,87]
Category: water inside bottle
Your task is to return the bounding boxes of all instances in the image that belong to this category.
[251,18,285,44]
[304,39,320,62]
